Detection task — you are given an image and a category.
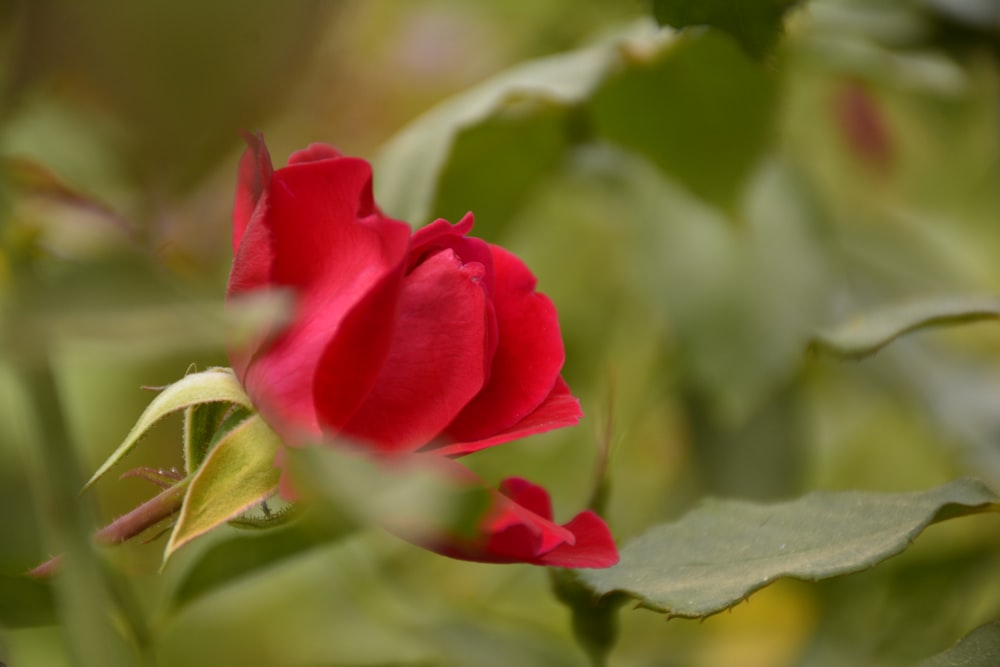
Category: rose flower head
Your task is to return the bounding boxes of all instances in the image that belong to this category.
[226,132,617,568]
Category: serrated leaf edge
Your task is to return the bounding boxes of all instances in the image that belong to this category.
[583,478,1000,619]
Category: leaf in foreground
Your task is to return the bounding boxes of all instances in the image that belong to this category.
[167,511,356,612]
[809,295,1000,360]
[581,478,999,618]
[917,620,1000,667]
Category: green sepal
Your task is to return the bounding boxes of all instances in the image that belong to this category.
[83,367,253,492]
[183,400,231,475]
[549,568,628,667]
[163,413,282,564]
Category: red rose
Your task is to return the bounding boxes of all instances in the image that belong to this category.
[226,133,617,568]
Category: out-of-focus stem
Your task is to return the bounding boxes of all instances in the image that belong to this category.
[17,357,141,665]
[28,477,189,577]
[95,477,189,544]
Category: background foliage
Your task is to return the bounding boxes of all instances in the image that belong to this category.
[2,1,1000,665]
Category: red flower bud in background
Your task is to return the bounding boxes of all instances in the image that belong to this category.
[834,79,894,175]
[226,133,618,568]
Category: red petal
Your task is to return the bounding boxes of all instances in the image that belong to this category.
[229,150,411,438]
[407,213,499,373]
[498,477,553,519]
[341,249,491,451]
[428,476,618,568]
[534,510,620,568]
[227,134,278,380]
[480,478,571,559]
[410,212,475,249]
[409,214,496,299]
[232,131,273,257]
[288,453,619,569]
[266,158,387,287]
[444,245,568,443]
[287,143,343,165]
[429,376,582,457]
[309,256,407,433]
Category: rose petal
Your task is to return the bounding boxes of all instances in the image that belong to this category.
[266,158,387,288]
[430,476,618,567]
[410,212,475,249]
[533,510,620,568]
[341,249,491,451]
[288,143,344,165]
[232,131,273,257]
[409,214,494,293]
[407,213,499,377]
[497,476,553,519]
[227,135,278,380]
[429,376,582,457]
[482,479,574,558]
[444,245,567,443]
[229,152,411,438]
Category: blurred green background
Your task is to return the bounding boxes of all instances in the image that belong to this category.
[2,0,1000,665]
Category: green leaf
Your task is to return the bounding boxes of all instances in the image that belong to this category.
[164,413,282,562]
[581,478,999,618]
[374,21,664,225]
[0,573,56,628]
[83,368,252,492]
[651,0,801,58]
[917,621,1000,667]
[590,28,776,211]
[376,22,774,226]
[167,510,357,612]
[430,101,571,236]
[166,444,494,611]
[287,445,492,544]
[810,295,1000,360]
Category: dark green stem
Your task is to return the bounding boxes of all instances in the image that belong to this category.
[549,568,627,667]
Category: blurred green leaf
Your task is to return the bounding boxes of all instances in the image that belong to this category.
[377,22,775,226]
[374,20,665,225]
[165,413,281,561]
[0,573,55,628]
[651,0,801,57]
[686,382,807,499]
[83,367,251,492]
[582,478,999,618]
[289,445,492,546]
[167,511,356,613]
[917,620,1000,667]
[810,295,1000,360]
[546,146,829,424]
[590,28,776,211]
[431,101,571,234]
[924,0,1000,30]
